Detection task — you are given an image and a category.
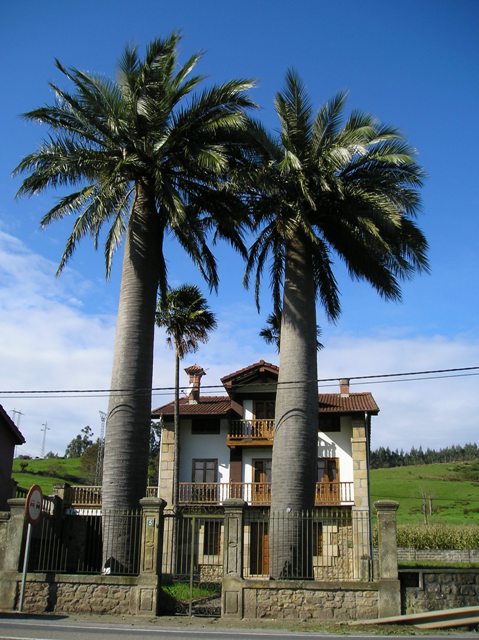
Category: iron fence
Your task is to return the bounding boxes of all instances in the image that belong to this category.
[160,509,223,616]
[27,508,142,575]
[244,507,371,581]
[15,485,28,499]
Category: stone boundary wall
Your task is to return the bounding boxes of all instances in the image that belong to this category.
[223,576,379,621]
[7,573,159,616]
[397,548,479,563]
[400,568,479,613]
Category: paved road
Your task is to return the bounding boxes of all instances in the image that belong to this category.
[0,616,477,640]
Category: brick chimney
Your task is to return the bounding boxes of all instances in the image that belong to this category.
[339,378,350,397]
[184,365,206,404]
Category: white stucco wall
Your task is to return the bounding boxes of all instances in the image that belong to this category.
[318,416,354,483]
[178,415,355,487]
[242,399,253,420]
[178,418,231,483]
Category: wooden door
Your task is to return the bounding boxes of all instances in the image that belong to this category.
[316,458,339,503]
[250,521,269,575]
[252,459,272,504]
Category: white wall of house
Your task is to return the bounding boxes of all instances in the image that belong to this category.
[243,399,253,420]
[318,417,354,483]
[177,414,356,488]
[242,447,270,484]
[178,418,231,483]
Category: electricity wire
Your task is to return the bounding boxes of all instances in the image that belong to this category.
[0,365,478,399]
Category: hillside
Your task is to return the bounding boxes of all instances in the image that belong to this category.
[11,457,88,496]
[12,458,479,525]
[370,460,479,525]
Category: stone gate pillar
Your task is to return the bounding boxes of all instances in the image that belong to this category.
[0,498,27,609]
[375,500,400,617]
[221,498,246,619]
[137,497,166,616]
[351,418,371,580]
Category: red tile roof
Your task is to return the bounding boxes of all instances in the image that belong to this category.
[153,392,378,417]
[0,404,26,445]
[221,360,279,386]
[319,393,379,414]
[152,396,235,418]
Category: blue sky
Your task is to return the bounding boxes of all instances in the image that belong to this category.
[0,0,478,456]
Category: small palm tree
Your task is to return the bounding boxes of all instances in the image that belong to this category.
[156,284,217,508]
[260,307,323,352]
[246,70,429,577]
[15,34,254,570]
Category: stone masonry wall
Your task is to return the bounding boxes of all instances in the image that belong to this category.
[397,548,479,563]
[401,569,479,614]
[16,575,140,615]
[242,581,378,621]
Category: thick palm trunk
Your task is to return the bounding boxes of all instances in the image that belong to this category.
[102,182,160,572]
[270,234,318,579]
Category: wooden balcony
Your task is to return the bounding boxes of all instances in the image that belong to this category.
[178,481,353,506]
[62,482,353,509]
[227,419,275,446]
[65,485,161,508]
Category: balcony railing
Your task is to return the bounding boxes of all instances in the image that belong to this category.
[178,481,353,506]
[228,419,275,444]
[63,485,155,509]
[63,481,353,508]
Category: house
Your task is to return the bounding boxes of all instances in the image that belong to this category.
[0,405,25,510]
[152,361,379,580]
[152,360,379,513]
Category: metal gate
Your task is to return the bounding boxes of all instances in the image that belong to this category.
[160,509,224,616]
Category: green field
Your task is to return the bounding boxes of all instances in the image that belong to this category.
[12,458,479,526]
[370,461,479,525]
[12,457,87,496]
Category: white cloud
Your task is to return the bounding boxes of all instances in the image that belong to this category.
[0,231,116,456]
[1,230,477,459]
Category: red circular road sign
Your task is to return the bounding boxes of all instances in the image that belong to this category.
[25,485,43,525]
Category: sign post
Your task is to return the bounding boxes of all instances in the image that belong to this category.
[18,485,43,612]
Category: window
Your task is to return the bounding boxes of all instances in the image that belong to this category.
[192,459,217,483]
[319,415,341,431]
[312,522,323,556]
[203,520,222,555]
[191,418,220,434]
[317,458,338,483]
[254,400,275,419]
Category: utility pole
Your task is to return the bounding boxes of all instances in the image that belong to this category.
[11,410,24,458]
[11,409,24,427]
[40,422,50,458]
[95,411,107,485]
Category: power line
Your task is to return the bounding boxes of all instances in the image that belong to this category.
[0,365,478,399]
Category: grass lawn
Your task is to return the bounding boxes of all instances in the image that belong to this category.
[370,461,479,525]
[12,457,87,496]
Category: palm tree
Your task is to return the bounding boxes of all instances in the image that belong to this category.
[260,307,323,352]
[15,34,254,570]
[245,71,429,577]
[155,284,217,508]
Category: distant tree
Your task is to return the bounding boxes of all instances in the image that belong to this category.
[45,451,59,459]
[80,439,101,482]
[19,461,28,472]
[370,442,479,469]
[65,426,94,458]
